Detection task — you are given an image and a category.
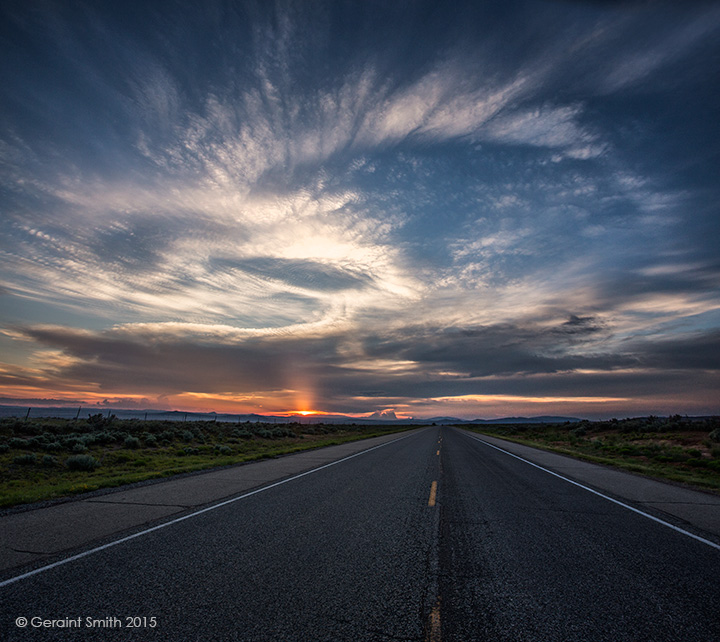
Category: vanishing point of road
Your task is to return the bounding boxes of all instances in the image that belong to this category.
[2,426,719,641]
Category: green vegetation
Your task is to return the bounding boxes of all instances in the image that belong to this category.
[468,415,720,493]
[0,416,410,508]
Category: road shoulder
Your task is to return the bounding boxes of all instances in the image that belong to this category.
[0,428,423,578]
[464,430,720,541]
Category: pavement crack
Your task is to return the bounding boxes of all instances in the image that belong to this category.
[8,547,48,555]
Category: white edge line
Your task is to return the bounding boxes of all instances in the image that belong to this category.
[462,430,720,553]
[0,430,421,589]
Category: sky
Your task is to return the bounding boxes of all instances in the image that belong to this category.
[1,0,719,420]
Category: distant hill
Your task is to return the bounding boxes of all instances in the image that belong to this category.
[0,405,415,424]
[422,415,582,424]
[469,415,583,424]
[0,405,581,425]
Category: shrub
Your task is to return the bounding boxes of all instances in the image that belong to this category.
[0,444,9,454]
[13,453,37,465]
[215,445,233,455]
[85,413,116,429]
[709,428,720,443]
[617,445,641,456]
[41,455,57,467]
[72,442,88,453]
[144,434,158,447]
[93,431,115,445]
[181,430,195,442]
[124,436,141,449]
[9,438,29,449]
[66,454,100,471]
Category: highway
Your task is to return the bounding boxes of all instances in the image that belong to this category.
[2,426,719,641]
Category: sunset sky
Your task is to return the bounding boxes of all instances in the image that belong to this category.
[1,0,719,420]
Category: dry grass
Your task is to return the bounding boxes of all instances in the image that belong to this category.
[467,415,720,493]
[0,417,410,508]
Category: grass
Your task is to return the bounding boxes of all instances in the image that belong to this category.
[466,415,720,493]
[0,416,412,508]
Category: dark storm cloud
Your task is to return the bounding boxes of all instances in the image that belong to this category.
[594,261,720,303]
[632,330,720,371]
[357,317,618,377]
[14,317,717,403]
[18,325,342,394]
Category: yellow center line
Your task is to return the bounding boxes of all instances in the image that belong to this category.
[428,480,437,507]
[426,600,441,641]
[436,449,440,455]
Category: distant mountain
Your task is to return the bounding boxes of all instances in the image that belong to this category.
[469,416,582,424]
[0,405,581,425]
[0,405,415,424]
[423,415,582,424]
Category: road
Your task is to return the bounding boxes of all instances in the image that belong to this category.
[2,426,719,641]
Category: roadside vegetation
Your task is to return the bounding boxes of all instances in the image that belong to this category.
[0,415,410,508]
[469,415,720,493]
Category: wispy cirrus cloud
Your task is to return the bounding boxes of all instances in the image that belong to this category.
[482,104,606,159]
[600,5,720,93]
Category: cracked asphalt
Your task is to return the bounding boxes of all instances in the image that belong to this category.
[2,426,720,641]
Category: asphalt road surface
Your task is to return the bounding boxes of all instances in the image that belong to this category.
[2,426,719,641]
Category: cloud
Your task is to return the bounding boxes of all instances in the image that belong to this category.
[209,257,374,292]
[0,397,88,407]
[632,329,720,371]
[601,6,720,92]
[481,104,606,158]
[5,312,716,417]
